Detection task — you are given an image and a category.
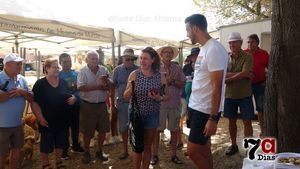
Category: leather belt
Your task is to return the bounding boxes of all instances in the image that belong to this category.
[82,100,105,104]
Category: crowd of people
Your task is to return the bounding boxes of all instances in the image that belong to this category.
[0,13,269,169]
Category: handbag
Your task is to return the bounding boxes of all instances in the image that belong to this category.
[129,81,144,153]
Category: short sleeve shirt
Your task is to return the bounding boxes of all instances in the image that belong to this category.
[160,62,186,108]
[59,70,80,105]
[225,50,253,99]
[188,38,228,114]
[112,64,139,101]
[0,71,29,127]
[32,78,71,132]
[77,65,109,103]
[245,48,269,84]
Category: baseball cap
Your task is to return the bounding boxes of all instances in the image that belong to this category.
[3,53,24,64]
[187,47,200,58]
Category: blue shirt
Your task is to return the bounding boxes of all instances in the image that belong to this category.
[0,71,29,127]
[112,64,139,101]
[59,70,80,105]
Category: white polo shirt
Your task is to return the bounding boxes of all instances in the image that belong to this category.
[77,65,109,103]
[188,38,228,114]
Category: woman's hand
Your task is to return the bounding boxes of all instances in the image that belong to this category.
[148,89,161,101]
[37,116,48,127]
[67,95,77,105]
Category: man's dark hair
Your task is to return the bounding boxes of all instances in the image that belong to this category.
[185,14,208,31]
[59,53,71,63]
[248,34,260,44]
[0,58,3,71]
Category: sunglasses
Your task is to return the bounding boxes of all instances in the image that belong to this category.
[125,58,135,61]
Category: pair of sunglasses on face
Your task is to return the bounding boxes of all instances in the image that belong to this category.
[125,58,135,61]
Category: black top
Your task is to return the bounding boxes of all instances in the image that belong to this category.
[183,63,193,76]
[32,77,72,132]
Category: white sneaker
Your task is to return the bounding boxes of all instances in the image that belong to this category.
[160,133,169,142]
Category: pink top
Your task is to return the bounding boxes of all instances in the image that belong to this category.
[160,62,186,108]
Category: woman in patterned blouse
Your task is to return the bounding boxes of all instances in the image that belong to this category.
[124,47,169,169]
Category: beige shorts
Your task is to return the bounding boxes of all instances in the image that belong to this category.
[158,107,181,132]
[80,101,110,138]
[0,126,24,155]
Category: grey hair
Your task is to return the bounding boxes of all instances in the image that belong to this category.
[86,50,99,62]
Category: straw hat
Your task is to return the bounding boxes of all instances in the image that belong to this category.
[157,46,179,60]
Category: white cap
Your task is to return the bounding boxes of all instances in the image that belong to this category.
[3,53,24,64]
[227,32,243,42]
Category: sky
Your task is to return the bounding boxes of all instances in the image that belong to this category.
[0,0,201,41]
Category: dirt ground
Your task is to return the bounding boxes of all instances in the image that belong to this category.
[18,118,261,169]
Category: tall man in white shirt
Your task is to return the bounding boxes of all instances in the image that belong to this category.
[185,14,228,169]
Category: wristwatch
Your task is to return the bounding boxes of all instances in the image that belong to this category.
[209,114,220,122]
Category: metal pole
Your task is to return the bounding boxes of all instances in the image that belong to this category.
[178,48,183,67]
[12,47,15,53]
[20,47,23,58]
[15,35,19,54]
[35,48,38,73]
[118,45,121,58]
[37,51,41,79]
[180,42,184,67]
[21,48,26,76]
[111,42,115,67]
[23,48,26,75]
[117,45,121,66]
[23,48,26,59]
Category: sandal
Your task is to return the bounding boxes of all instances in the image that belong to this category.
[56,161,67,169]
[150,155,159,165]
[42,164,53,169]
[177,143,184,149]
[171,156,183,164]
[119,153,129,160]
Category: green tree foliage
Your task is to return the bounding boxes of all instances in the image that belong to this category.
[193,0,271,26]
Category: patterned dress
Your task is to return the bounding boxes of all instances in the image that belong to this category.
[133,70,161,115]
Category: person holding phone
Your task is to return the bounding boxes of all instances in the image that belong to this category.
[124,47,168,169]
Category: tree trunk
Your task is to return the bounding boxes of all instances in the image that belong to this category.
[265,0,300,152]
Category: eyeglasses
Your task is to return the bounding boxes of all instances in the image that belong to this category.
[50,66,60,69]
[125,58,135,61]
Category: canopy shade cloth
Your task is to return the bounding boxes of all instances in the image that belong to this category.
[0,13,115,43]
[117,31,180,47]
